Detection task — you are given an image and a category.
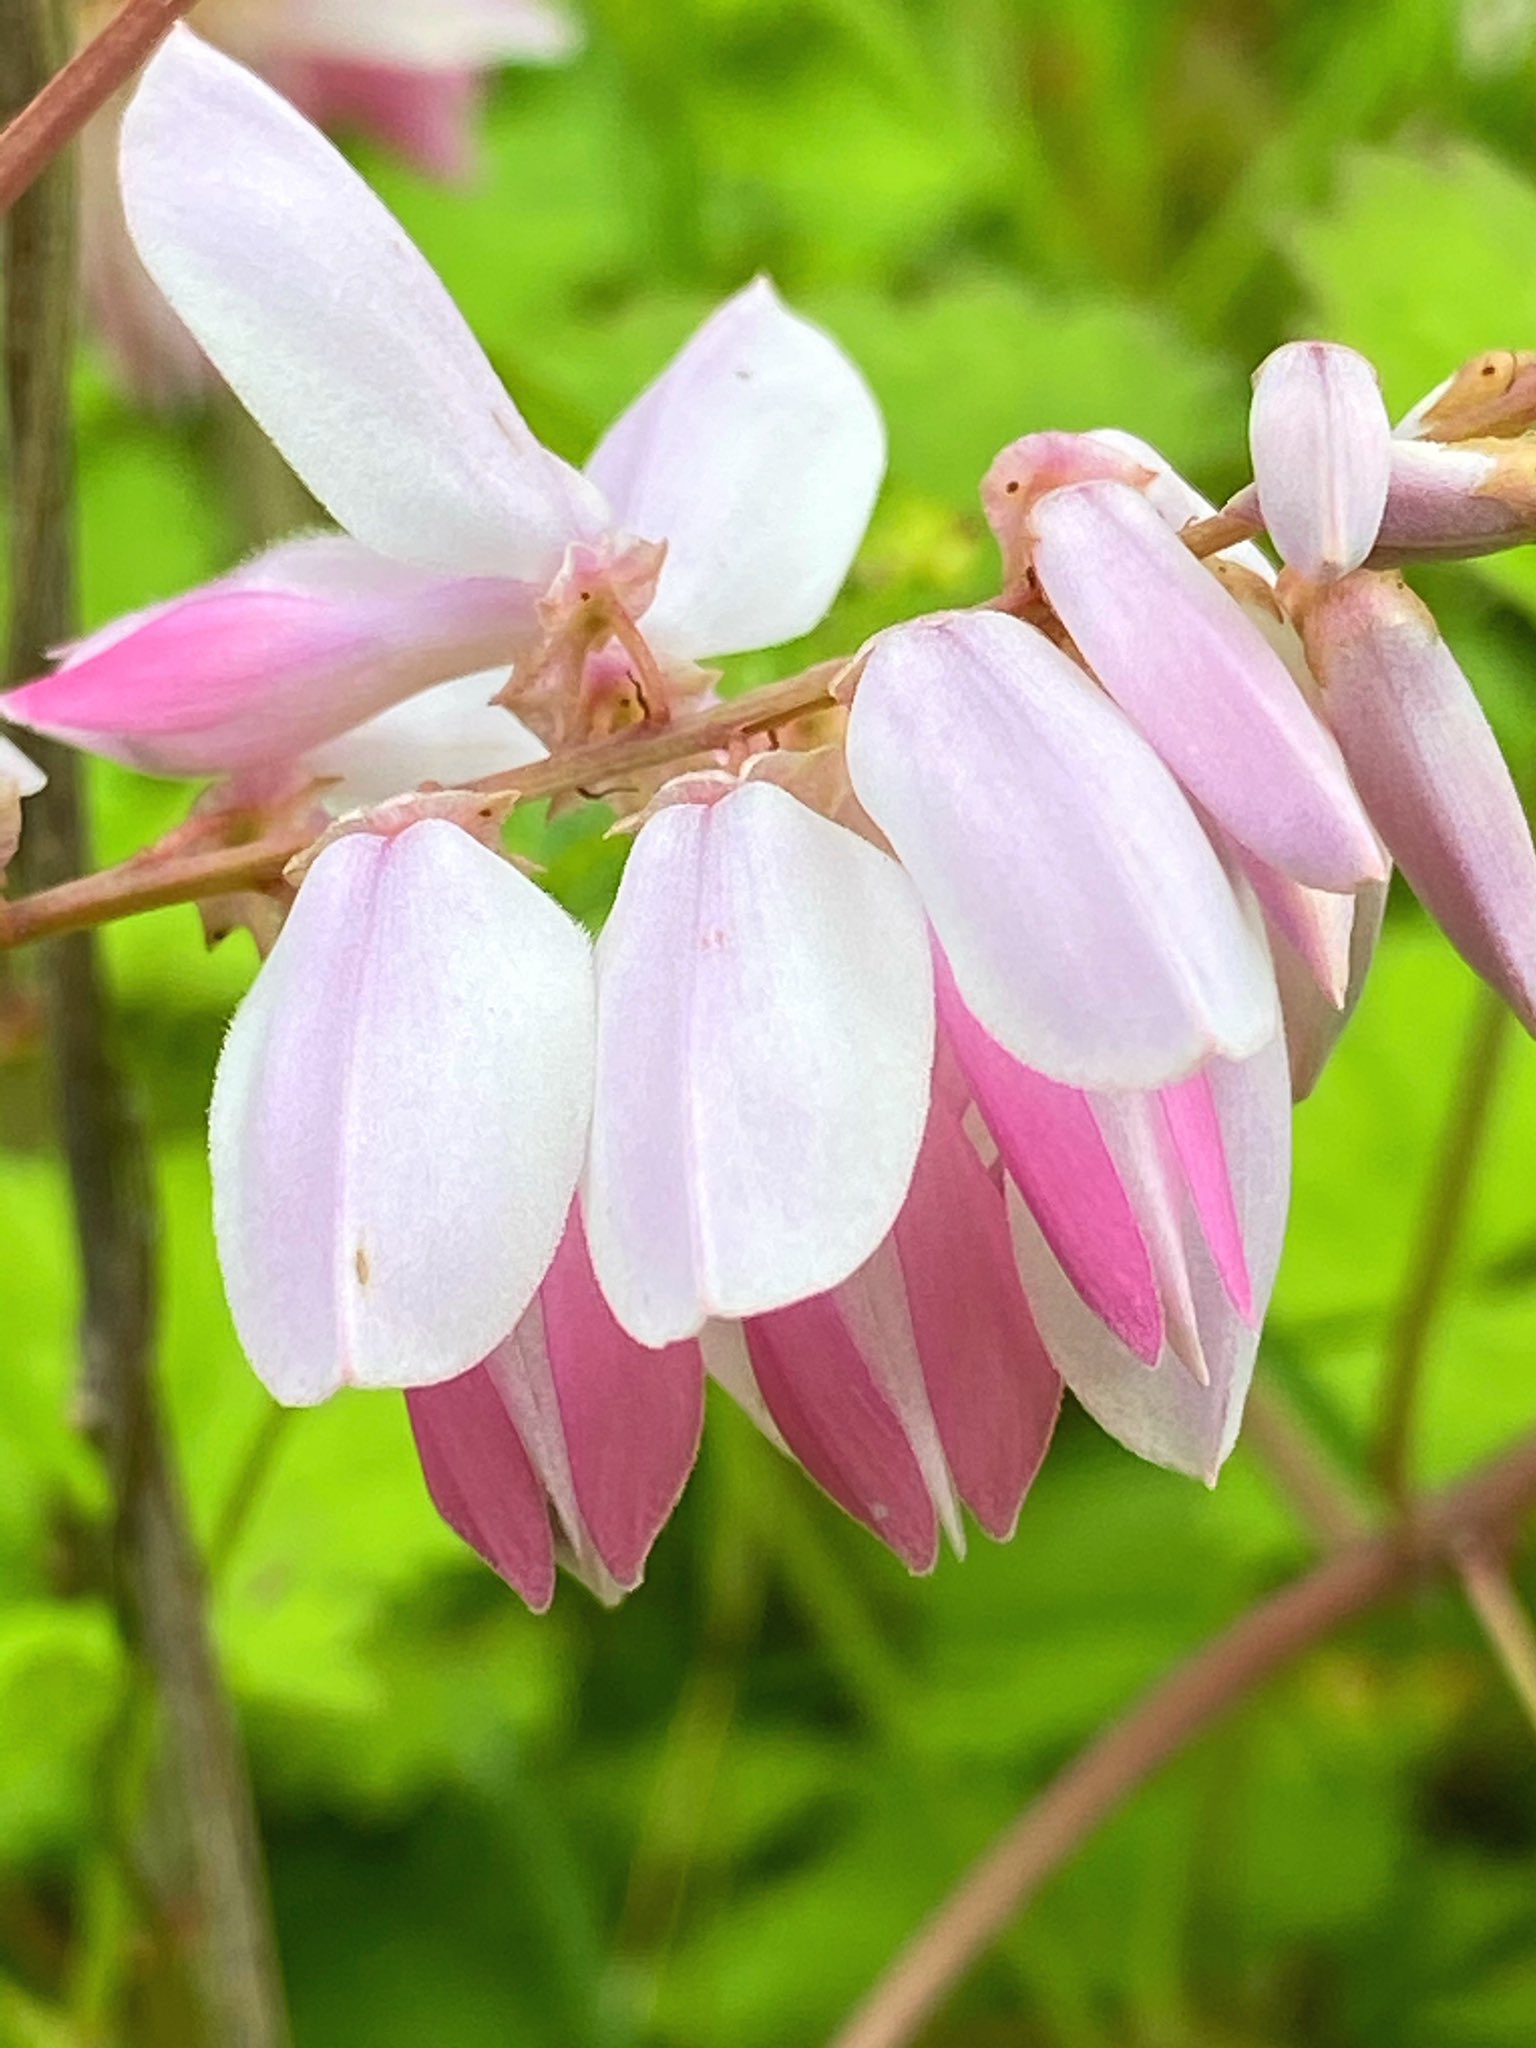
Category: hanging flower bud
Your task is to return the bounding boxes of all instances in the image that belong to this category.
[1298,571,1536,1033]
[1396,349,1536,442]
[1248,341,1392,582]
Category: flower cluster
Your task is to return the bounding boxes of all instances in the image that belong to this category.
[77,0,577,403]
[8,28,1536,1607]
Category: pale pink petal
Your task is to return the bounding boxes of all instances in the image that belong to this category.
[121,30,605,577]
[1010,1035,1291,1482]
[1302,573,1536,1031]
[936,955,1164,1364]
[406,1369,556,1610]
[1029,480,1386,891]
[274,0,579,66]
[489,1212,703,1591]
[1276,876,1387,1102]
[1087,1087,1209,1382]
[209,821,595,1403]
[742,1278,943,1572]
[1234,847,1354,1008]
[1086,428,1276,579]
[0,539,534,777]
[893,1072,1061,1540]
[1227,441,1528,567]
[0,736,46,797]
[1249,342,1392,581]
[585,279,885,659]
[285,62,481,179]
[846,610,1278,1089]
[1158,1070,1254,1322]
[583,781,934,1343]
[304,668,545,811]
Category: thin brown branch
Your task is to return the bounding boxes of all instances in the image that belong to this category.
[0,667,841,949]
[3,6,290,2042]
[832,1425,1536,2048]
[1375,984,1513,1502]
[1456,1542,1536,1738]
[0,0,197,217]
[1180,507,1263,559]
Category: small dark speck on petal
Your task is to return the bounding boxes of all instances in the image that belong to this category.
[355,1246,370,1286]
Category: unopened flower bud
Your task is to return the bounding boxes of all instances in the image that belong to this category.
[1248,341,1392,581]
[1396,348,1536,442]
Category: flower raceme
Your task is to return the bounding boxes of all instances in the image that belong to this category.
[9,35,1536,1606]
[78,0,579,404]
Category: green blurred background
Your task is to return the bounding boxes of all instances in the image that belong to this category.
[7,0,1536,2041]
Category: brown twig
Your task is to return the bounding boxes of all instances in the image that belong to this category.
[2,6,291,2043]
[1180,507,1263,559]
[0,668,841,949]
[1375,984,1513,1502]
[0,0,197,217]
[831,1424,1536,2048]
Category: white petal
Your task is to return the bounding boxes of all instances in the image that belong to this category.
[583,781,934,1343]
[275,0,580,66]
[586,279,886,659]
[210,820,595,1402]
[304,669,546,811]
[846,610,1279,1089]
[121,30,605,577]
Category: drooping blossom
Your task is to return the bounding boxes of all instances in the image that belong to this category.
[6,31,885,802]
[1247,341,1392,583]
[79,0,578,403]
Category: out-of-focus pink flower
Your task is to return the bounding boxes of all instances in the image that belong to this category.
[12,32,884,792]
[209,812,596,1404]
[82,0,578,401]
[407,1211,703,1610]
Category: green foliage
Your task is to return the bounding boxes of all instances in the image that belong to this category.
[5,2,1536,2044]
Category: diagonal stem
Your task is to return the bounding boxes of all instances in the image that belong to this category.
[831,1424,1536,2048]
[0,0,198,216]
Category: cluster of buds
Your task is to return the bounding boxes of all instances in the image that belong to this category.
[6,28,1536,1607]
[76,0,577,403]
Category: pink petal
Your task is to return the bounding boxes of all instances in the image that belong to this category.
[1249,342,1392,581]
[209,821,595,1403]
[1086,428,1276,579]
[1010,1034,1292,1482]
[742,1273,944,1573]
[937,955,1164,1365]
[406,1369,556,1611]
[1226,442,1529,567]
[893,1071,1061,1540]
[583,781,934,1344]
[1302,573,1536,1032]
[121,30,605,577]
[489,1212,703,1591]
[1029,479,1386,891]
[1234,847,1354,1008]
[585,279,885,660]
[1158,1071,1254,1323]
[0,538,534,777]
[846,610,1278,1089]
[1275,876,1387,1102]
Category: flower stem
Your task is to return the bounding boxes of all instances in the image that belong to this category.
[1456,1543,1536,1739]
[3,7,290,2042]
[832,1425,1536,2048]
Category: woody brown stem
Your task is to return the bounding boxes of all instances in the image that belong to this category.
[0,667,843,950]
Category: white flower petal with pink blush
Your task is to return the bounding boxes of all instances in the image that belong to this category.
[210,819,594,1404]
[1029,479,1386,892]
[1300,572,1536,1033]
[1274,877,1387,1102]
[583,780,934,1346]
[408,1210,703,1608]
[0,736,46,798]
[304,669,545,812]
[1086,427,1277,580]
[1249,342,1392,582]
[1010,1034,1291,1483]
[0,537,535,778]
[847,610,1277,1090]
[585,279,885,661]
[276,0,580,67]
[120,29,604,578]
